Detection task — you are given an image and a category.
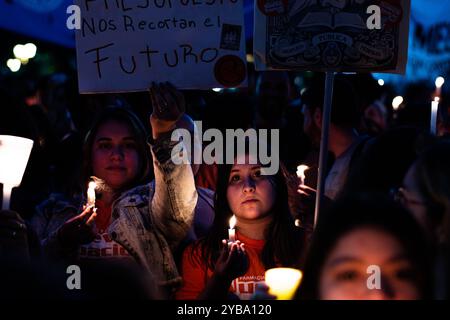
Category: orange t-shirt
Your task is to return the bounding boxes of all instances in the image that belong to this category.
[79,199,131,260]
[176,232,266,300]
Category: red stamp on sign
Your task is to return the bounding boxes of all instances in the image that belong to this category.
[214,55,246,88]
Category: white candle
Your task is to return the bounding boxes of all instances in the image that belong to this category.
[296,165,309,186]
[228,215,236,242]
[0,135,34,210]
[1,184,13,210]
[87,181,96,207]
[431,97,439,135]
[392,96,403,111]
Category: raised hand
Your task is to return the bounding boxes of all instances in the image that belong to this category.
[149,82,186,140]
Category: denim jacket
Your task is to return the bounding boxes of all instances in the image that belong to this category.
[31,193,83,261]
[108,181,214,298]
[31,133,213,298]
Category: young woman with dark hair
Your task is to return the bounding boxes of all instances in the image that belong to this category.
[176,145,306,300]
[399,141,450,299]
[81,106,152,194]
[30,105,151,263]
[5,82,206,299]
[399,141,450,244]
[296,193,433,300]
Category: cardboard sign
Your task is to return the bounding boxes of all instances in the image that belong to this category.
[74,0,247,93]
[254,0,410,74]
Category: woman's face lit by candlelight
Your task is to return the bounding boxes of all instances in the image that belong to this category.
[319,227,421,300]
[91,120,140,191]
[226,154,276,222]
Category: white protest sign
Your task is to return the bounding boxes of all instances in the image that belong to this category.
[254,0,410,74]
[74,0,247,93]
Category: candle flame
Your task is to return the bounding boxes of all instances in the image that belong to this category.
[87,180,97,207]
[229,215,236,229]
[88,181,97,190]
[296,165,309,184]
[392,96,403,111]
[435,77,445,89]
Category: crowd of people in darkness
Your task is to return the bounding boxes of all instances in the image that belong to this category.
[0,67,449,300]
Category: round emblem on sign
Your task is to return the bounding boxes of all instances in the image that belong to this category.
[214,55,246,88]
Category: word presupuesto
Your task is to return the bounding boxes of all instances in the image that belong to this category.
[82,0,238,12]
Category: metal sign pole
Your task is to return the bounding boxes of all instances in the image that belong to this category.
[314,71,335,228]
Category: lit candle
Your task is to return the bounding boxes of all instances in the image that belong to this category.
[392,96,403,111]
[228,215,236,242]
[87,181,97,207]
[0,135,33,210]
[435,76,445,98]
[431,97,439,135]
[265,268,303,300]
[296,165,309,186]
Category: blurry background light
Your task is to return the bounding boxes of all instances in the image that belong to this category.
[13,44,26,59]
[435,76,445,89]
[6,58,21,72]
[24,43,37,59]
[13,43,37,64]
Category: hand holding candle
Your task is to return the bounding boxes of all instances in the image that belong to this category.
[228,215,236,242]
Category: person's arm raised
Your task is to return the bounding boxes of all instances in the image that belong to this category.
[149,82,197,248]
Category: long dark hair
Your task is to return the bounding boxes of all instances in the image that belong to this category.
[81,106,151,193]
[413,141,450,244]
[296,193,433,300]
[192,154,306,272]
